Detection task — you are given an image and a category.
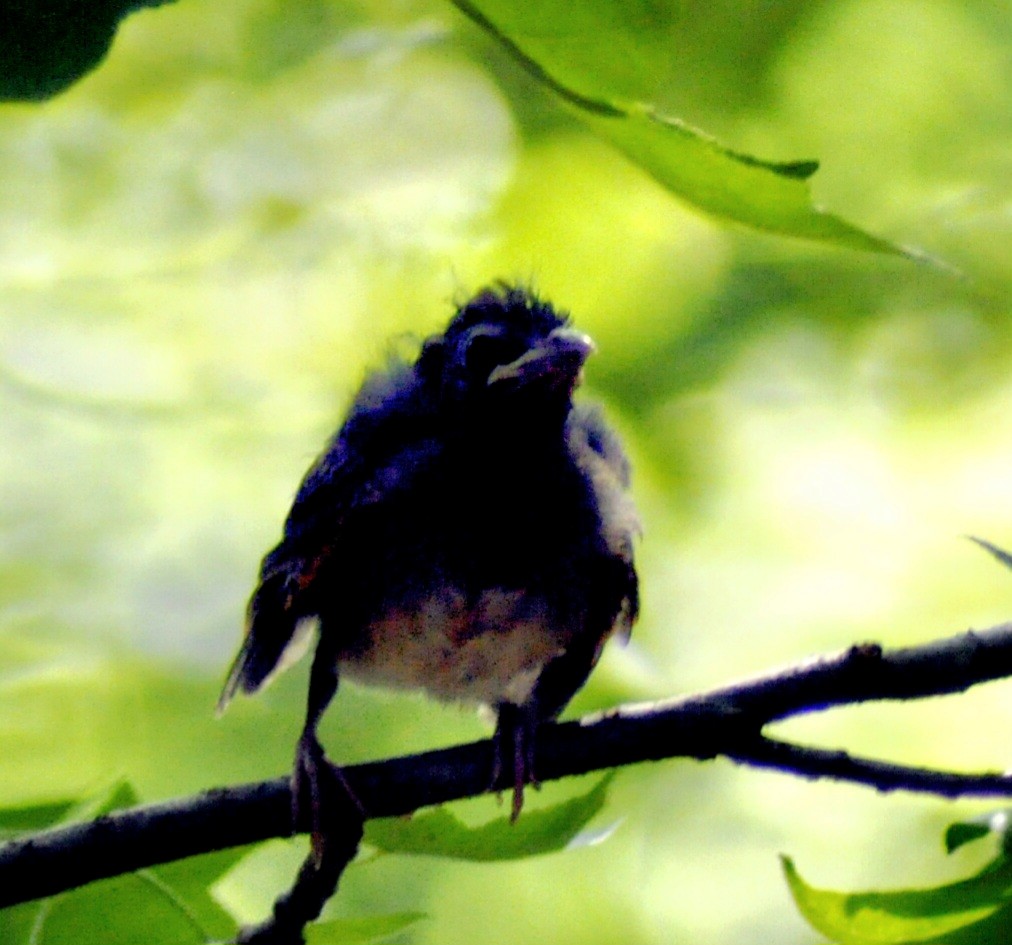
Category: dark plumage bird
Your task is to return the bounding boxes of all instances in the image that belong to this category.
[218,285,639,832]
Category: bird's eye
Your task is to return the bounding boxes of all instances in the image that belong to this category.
[464,332,524,380]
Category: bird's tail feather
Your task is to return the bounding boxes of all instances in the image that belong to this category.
[216,567,317,714]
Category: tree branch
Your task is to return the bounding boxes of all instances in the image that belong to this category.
[727,736,1012,797]
[234,784,364,945]
[2,622,1012,909]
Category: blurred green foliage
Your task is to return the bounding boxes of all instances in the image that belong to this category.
[0,0,1009,943]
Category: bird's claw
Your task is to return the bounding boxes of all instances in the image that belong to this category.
[491,704,540,822]
[292,733,363,865]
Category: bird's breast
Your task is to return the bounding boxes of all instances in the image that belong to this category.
[337,586,568,706]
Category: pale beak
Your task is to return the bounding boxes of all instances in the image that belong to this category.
[487,328,596,386]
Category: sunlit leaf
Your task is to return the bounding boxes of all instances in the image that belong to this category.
[365,774,615,861]
[451,0,930,259]
[781,854,1012,944]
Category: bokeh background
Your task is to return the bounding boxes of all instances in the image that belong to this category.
[1,0,1010,942]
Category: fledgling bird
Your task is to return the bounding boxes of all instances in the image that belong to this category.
[218,285,639,834]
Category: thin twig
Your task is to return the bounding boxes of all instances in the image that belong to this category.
[2,622,1012,909]
[727,736,1012,797]
[234,783,364,945]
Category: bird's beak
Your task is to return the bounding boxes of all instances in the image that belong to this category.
[487,327,596,387]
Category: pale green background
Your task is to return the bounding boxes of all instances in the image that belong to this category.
[1,0,1010,942]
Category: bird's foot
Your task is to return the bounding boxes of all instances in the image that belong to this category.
[292,732,364,865]
[491,703,540,822]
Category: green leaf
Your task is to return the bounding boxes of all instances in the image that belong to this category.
[0,780,137,840]
[945,811,1012,855]
[0,0,172,102]
[365,773,616,861]
[0,787,245,944]
[0,901,51,945]
[60,779,140,824]
[781,854,1012,944]
[148,848,255,940]
[0,849,247,945]
[946,821,996,855]
[11,873,209,945]
[584,109,912,255]
[452,0,931,259]
[304,912,426,945]
[0,800,77,837]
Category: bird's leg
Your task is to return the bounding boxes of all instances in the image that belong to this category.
[293,643,362,864]
[492,702,541,822]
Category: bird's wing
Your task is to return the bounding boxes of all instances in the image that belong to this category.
[521,407,639,723]
[570,402,640,633]
[570,402,632,488]
[216,541,326,712]
[218,383,441,711]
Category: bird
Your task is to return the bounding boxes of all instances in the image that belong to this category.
[217,284,639,841]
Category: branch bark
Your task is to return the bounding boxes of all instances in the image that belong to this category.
[3,622,1012,909]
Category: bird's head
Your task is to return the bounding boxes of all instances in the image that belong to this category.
[417,285,595,419]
